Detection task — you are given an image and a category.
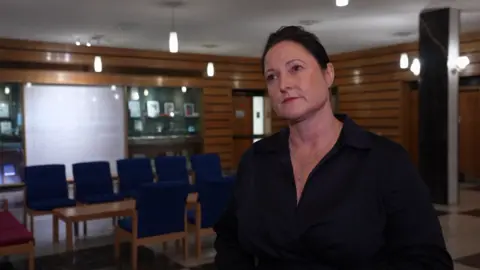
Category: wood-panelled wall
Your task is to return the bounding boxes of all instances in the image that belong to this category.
[202,88,234,169]
[0,38,266,170]
[408,87,480,179]
[332,31,480,152]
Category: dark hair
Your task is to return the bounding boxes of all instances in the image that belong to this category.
[261,26,330,72]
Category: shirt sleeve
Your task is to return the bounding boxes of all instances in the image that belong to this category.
[213,150,256,270]
[381,144,453,270]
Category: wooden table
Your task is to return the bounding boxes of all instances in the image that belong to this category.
[52,200,136,251]
[52,194,199,252]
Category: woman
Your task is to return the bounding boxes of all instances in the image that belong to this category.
[214,26,453,269]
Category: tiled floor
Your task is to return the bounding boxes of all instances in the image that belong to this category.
[1,184,480,270]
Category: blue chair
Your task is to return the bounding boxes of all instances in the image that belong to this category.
[23,164,76,236]
[114,182,189,270]
[117,158,154,199]
[187,179,235,258]
[155,156,195,192]
[72,161,123,204]
[190,153,235,184]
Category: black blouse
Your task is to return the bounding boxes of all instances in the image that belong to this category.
[214,115,453,270]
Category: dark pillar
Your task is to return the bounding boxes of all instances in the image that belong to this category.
[418,8,459,205]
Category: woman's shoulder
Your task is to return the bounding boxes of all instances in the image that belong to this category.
[367,131,412,163]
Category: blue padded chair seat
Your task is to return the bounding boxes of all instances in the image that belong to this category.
[188,184,197,193]
[186,209,196,224]
[28,198,76,211]
[120,190,138,200]
[77,193,124,204]
[118,217,180,238]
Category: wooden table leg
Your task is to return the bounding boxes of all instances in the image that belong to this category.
[53,215,59,243]
[66,220,73,252]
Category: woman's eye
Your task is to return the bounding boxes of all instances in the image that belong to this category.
[265,74,276,82]
[291,65,303,72]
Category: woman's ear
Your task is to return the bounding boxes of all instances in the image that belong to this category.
[325,63,335,88]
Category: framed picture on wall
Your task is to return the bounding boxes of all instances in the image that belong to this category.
[146,100,160,118]
[164,102,175,114]
[0,101,10,118]
[184,103,195,116]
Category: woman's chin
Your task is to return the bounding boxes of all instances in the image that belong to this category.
[277,108,308,122]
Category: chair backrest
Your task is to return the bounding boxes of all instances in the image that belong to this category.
[136,182,189,237]
[197,179,235,228]
[190,153,223,183]
[24,164,69,203]
[72,161,113,200]
[117,158,154,193]
[154,156,189,183]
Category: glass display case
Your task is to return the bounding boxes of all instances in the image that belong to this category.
[0,82,23,186]
[126,86,201,137]
[126,86,203,160]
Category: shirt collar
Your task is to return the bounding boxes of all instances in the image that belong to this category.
[256,114,373,154]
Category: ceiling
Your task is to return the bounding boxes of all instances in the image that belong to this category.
[1,0,480,57]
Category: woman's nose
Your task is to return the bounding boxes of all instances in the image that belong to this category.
[279,73,295,92]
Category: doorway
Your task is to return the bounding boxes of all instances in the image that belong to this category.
[232,90,270,168]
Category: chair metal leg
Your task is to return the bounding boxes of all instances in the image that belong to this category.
[29,214,34,236]
[83,221,87,235]
[74,222,79,237]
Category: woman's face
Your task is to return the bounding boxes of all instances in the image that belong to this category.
[264,41,335,121]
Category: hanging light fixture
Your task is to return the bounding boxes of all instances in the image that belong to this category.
[206,62,215,77]
[169,32,178,53]
[169,6,179,53]
[92,37,103,73]
[336,0,349,7]
[410,58,420,76]
[399,53,409,69]
[94,56,103,73]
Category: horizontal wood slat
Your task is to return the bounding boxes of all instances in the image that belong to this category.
[338,82,400,94]
[339,100,400,111]
[0,69,267,89]
[339,90,400,102]
[347,109,400,119]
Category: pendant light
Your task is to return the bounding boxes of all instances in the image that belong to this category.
[94,56,102,73]
[399,53,409,69]
[169,7,179,53]
[336,0,349,7]
[206,62,215,77]
[92,37,103,73]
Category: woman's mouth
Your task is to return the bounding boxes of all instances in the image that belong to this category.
[282,97,299,103]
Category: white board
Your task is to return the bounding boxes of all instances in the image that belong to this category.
[24,85,126,178]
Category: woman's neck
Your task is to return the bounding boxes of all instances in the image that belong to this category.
[288,109,342,149]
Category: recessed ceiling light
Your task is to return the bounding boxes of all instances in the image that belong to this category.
[202,44,219,49]
[162,0,186,8]
[299,19,320,26]
[393,31,414,37]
